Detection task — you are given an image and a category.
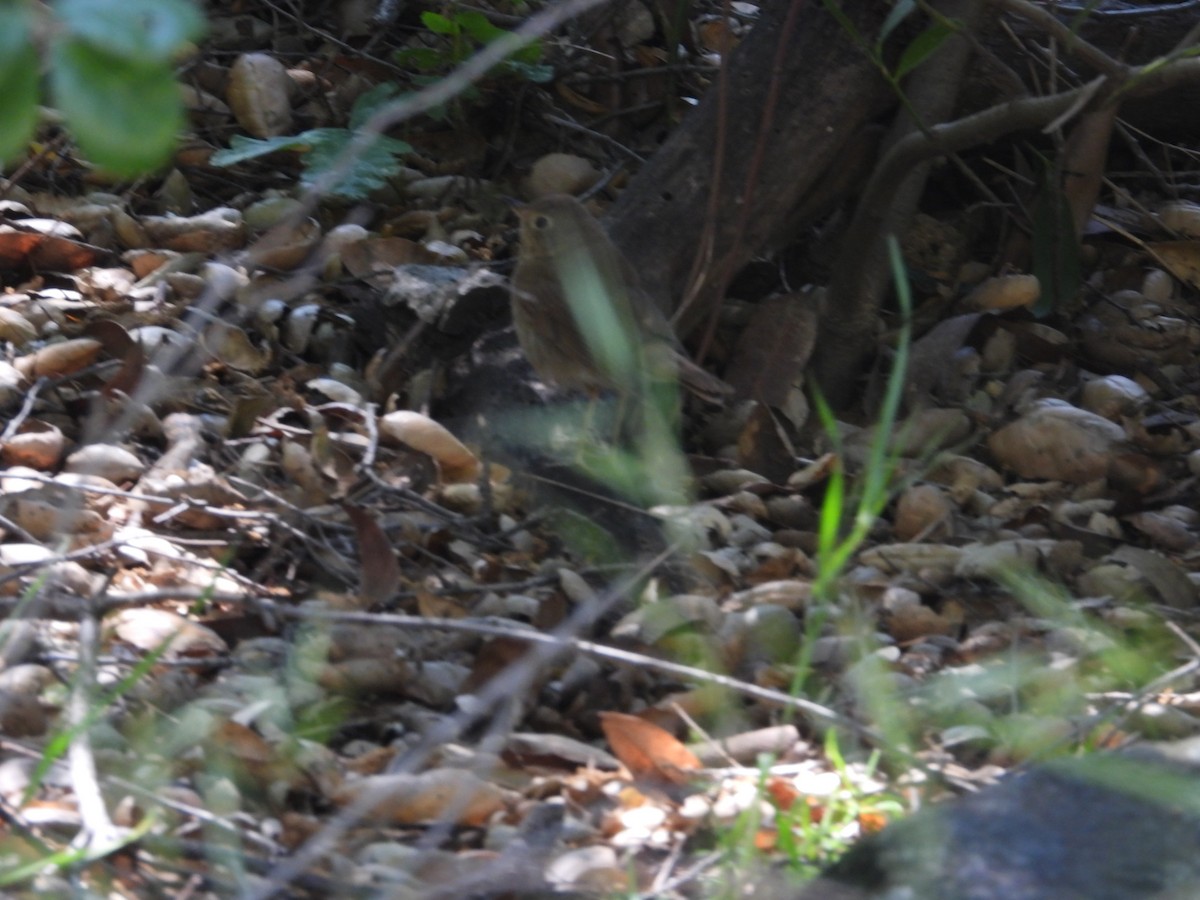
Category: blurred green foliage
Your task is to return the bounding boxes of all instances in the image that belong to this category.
[0,0,204,176]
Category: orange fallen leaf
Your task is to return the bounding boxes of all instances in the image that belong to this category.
[753,828,778,851]
[765,776,801,811]
[598,711,702,784]
[858,809,889,834]
[331,769,508,826]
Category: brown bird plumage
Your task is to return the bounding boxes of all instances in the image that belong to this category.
[509,194,730,404]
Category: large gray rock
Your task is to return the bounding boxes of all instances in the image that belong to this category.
[799,739,1200,900]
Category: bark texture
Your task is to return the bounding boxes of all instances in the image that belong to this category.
[604,0,894,336]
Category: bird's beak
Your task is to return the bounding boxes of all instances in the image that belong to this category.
[503,196,528,220]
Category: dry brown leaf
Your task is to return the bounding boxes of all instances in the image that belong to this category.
[63,443,145,483]
[245,216,321,270]
[555,81,609,115]
[885,603,953,643]
[331,769,508,826]
[598,711,702,784]
[1111,545,1199,610]
[961,274,1040,312]
[1158,201,1200,237]
[14,337,102,379]
[416,589,468,619]
[340,236,423,280]
[140,207,246,253]
[204,323,271,374]
[787,452,838,490]
[696,17,738,55]
[1125,511,1197,553]
[344,503,402,608]
[0,307,36,344]
[0,420,65,469]
[1002,319,1070,364]
[212,720,276,772]
[1148,241,1200,290]
[0,224,99,270]
[1079,374,1148,420]
[108,608,228,658]
[1107,451,1165,496]
[859,543,962,576]
[503,732,621,772]
[4,497,102,541]
[317,657,411,694]
[463,636,532,692]
[1061,104,1117,238]
[379,410,480,484]
[345,746,396,776]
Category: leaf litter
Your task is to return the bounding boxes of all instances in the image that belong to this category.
[2,2,1200,898]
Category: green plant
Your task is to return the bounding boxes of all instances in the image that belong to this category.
[819,0,957,98]
[788,731,904,874]
[0,0,205,176]
[786,237,913,717]
[709,731,904,891]
[687,240,916,892]
[399,9,552,86]
[210,83,415,200]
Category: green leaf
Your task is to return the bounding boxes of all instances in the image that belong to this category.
[349,82,403,129]
[420,11,459,35]
[394,46,447,72]
[210,132,320,167]
[1031,167,1081,318]
[456,10,508,44]
[893,21,953,81]
[300,130,412,198]
[0,6,40,162]
[512,40,543,66]
[502,59,553,83]
[50,40,184,176]
[214,127,412,199]
[456,10,541,64]
[878,0,917,46]
[56,0,205,62]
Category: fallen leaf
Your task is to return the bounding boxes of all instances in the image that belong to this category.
[344,503,402,608]
[331,769,508,826]
[599,711,702,784]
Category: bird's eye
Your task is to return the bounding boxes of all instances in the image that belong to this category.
[533,215,550,229]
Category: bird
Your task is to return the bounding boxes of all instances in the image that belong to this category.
[509,194,730,405]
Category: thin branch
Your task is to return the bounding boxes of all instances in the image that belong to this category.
[989,0,1130,79]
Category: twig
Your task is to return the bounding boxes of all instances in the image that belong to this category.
[989,0,1129,79]
[252,600,882,739]
[0,376,45,443]
[67,613,129,857]
[544,114,646,162]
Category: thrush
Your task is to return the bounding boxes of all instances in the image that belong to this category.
[509,193,730,404]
